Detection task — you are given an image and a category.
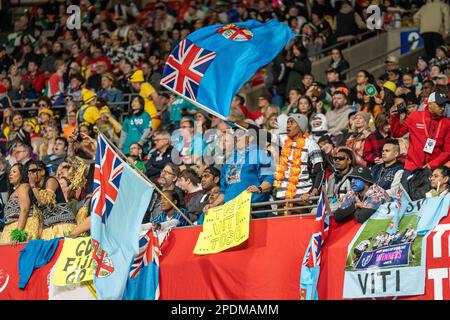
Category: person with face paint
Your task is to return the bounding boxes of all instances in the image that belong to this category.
[333,166,390,224]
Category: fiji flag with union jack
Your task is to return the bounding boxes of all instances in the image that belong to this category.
[123,229,163,300]
[299,188,330,300]
[161,19,296,119]
[91,134,154,299]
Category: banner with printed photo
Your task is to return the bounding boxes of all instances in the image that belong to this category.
[343,195,450,299]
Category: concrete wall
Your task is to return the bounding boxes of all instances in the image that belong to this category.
[344,46,426,87]
[311,33,388,84]
[312,28,423,84]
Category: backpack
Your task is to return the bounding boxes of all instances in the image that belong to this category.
[407,168,432,201]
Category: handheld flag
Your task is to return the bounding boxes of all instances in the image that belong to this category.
[123,229,162,300]
[300,188,330,300]
[161,19,296,120]
[386,185,412,235]
[90,134,154,299]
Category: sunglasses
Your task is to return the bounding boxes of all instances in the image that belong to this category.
[333,156,348,162]
[28,168,42,173]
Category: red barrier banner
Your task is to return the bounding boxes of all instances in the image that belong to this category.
[0,242,63,300]
[0,214,449,300]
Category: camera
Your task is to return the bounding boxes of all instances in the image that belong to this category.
[396,103,407,114]
[76,133,83,142]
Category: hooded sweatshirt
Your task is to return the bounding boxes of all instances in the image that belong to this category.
[310,113,328,142]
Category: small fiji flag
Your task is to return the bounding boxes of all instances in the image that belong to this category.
[123,229,163,300]
[299,188,331,300]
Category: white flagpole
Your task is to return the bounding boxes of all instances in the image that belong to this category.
[98,132,194,225]
[160,83,248,131]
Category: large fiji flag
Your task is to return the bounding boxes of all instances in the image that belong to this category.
[161,19,296,120]
[299,188,330,300]
[90,134,154,299]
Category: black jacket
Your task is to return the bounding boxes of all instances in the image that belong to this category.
[145,146,173,183]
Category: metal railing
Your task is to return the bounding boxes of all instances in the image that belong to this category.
[307,29,379,60]
[0,197,321,245]
[250,196,321,216]
[342,33,450,85]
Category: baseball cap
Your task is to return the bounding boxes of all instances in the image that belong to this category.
[334,86,349,97]
[385,55,398,64]
[348,166,375,184]
[383,81,397,93]
[428,91,449,106]
[417,56,428,63]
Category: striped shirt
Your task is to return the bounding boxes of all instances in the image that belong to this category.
[276,136,323,199]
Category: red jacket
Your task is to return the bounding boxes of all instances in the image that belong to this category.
[22,71,46,94]
[390,108,450,171]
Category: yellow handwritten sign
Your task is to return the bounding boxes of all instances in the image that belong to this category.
[193,191,251,255]
[52,237,95,286]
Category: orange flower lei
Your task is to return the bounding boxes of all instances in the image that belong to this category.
[273,133,308,199]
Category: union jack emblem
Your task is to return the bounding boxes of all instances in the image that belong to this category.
[303,232,323,268]
[129,229,161,279]
[91,135,124,225]
[303,189,330,268]
[161,39,216,102]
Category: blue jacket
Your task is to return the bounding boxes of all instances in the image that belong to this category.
[220,144,274,203]
[151,208,189,227]
[371,161,404,191]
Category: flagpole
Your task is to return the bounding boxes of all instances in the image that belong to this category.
[97,131,194,225]
[160,83,248,131]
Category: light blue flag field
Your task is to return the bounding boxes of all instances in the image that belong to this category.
[90,134,154,299]
[343,195,450,299]
[299,188,330,300]
[160,19,296,120]
[123,228,162,300]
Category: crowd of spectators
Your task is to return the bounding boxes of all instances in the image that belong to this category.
[0,0,449,243]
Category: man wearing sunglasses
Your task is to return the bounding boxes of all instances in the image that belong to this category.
[326,147,354,201]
